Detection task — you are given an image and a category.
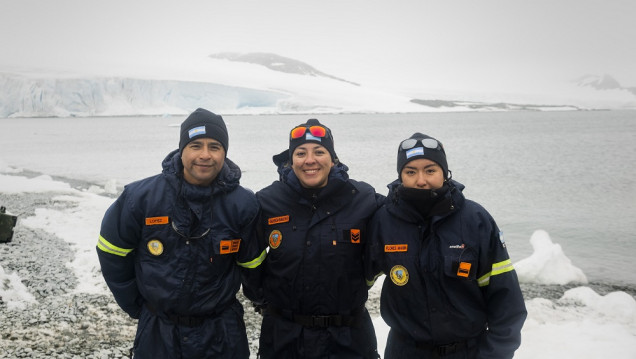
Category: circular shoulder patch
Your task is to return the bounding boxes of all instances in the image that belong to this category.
[147,239,164,256]
[390,265,409,286]
[269,230,282,249]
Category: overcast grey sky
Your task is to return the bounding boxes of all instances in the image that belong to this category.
[1,0,634,94]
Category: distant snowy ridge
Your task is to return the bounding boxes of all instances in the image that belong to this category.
[1,53,635,118]
[209,52,360,86]
[576,74,636,96]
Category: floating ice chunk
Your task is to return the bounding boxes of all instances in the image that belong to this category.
[515,229,588,285]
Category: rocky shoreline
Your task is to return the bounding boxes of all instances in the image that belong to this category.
[1,188,634,358]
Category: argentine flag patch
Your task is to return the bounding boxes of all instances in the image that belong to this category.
[305,133,322,142]
[406,147,424,159]
[188,126,206,139]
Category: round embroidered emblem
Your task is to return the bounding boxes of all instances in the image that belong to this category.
[390,265,409,286]
[269,230,282,249]
[147,239,164,256]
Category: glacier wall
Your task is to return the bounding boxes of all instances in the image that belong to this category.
[0,73,288,118]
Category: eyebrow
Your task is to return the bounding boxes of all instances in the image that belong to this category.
[296,144,325,151]
[404,163,438,170]
[190,139,221,145]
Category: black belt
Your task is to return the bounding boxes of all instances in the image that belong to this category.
[267,306,364,328]
[395,331,479,357]
[145,302,225,328]
[417,340,469,356]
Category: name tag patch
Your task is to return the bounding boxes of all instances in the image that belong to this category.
[145,216,169,226]
[385,244,408,252]
[268,215,290,225]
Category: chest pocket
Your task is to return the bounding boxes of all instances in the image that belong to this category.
[443,246,478,281]
[323,222,364,267]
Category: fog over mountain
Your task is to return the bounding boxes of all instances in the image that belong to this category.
[1,53,634,118]
[576,74,636,96]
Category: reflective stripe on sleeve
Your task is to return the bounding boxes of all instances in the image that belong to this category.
[477,259,514,287]
[237,249,267,269]
[97,235,134,257]
[366,272,384,287]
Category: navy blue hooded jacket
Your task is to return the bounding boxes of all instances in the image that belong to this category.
[366,179,527,359]
[97,149,264,358]
[251,150,384,358]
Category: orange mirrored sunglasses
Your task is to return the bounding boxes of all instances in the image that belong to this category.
[290,125,328,139]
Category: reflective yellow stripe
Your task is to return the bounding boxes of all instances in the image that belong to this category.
[237,249,267,269]
[366,272,384,287]
[97,235,134,257]
[478,259,514,287]
[478,273,491,287]
[492,259,514,276]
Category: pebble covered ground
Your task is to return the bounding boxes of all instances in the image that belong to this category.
[1,183,633,358]
[0,188,379,358]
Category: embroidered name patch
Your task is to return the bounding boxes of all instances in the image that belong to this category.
[220,239,241,254]
[385,244,408,252]
[145,216,169,226]
[268,215,290,225]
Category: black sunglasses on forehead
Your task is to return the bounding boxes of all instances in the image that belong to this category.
[400,138,441,151]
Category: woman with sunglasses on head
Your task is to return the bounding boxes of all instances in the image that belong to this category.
[365,133,527,359]
[246,118,384,359]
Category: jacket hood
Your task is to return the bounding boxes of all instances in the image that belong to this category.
[161,149,242,193]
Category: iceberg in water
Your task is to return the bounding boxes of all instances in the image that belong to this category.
[515,229,588,285]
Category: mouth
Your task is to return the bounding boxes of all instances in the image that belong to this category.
[303,169,320,174]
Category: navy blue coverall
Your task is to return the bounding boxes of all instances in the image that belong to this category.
[97,150,265,359]
[366,179,527,359]
[249,151,384,359]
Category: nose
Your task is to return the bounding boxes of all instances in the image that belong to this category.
[199,147,213,159]
[304,152,317,164]
[416,173,428,188]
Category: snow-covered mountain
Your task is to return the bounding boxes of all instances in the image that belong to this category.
[576,74,636,96]
[209,52,359,86]
[0,53,634,118]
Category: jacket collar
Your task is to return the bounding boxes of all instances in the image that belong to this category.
[386,179,465,223]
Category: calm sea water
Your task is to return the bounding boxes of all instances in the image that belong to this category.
[1,111,635,285]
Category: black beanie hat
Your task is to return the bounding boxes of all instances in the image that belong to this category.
[289,119,337,161]
[397,132,449,179]
[179,108,229,155]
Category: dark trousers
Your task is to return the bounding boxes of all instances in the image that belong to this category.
[384,329,479,359]
[258,307,379,359]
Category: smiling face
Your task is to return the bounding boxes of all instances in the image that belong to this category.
[291,143,334,188]
[181,138,225,186]
[400,158,445,190]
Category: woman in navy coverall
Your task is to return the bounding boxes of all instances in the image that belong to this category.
[249,119,384,359]
[366,132,527,359]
